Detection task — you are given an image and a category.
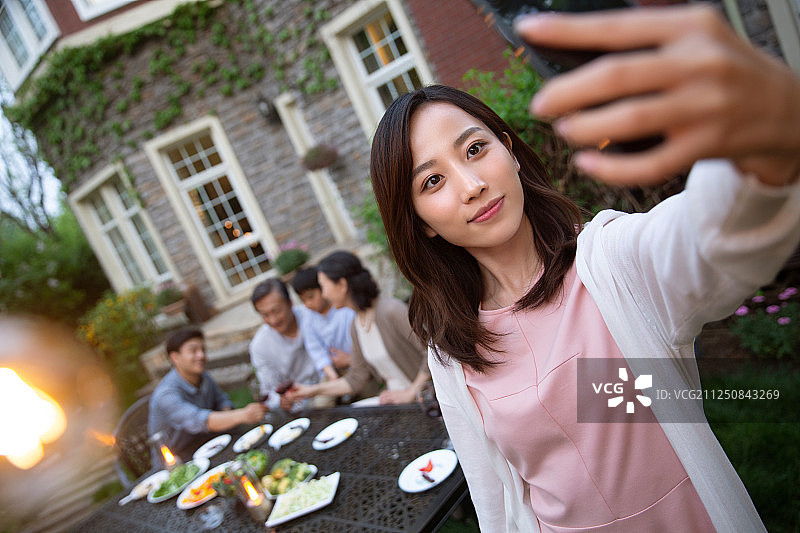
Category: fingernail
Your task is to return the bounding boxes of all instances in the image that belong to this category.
[553,118,569,136]
[512,13,547,34]
[574,151,599,174]
[531,93,548,116]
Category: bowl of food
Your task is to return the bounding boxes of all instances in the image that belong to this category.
[260,458,316,498]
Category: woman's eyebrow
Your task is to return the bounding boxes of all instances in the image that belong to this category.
[412,160,434,179]
[412,127,485,178]
[453,127,482,150]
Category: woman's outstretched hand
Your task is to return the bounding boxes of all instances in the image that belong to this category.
[517,5,800,187]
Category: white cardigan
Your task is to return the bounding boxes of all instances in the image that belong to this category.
[430,160,800,533]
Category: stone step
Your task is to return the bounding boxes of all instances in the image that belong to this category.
[21,454,117,533]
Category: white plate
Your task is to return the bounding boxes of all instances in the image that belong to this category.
[176,461,232,510]
[311,418,358,451]
[193,434,231,460]
[398,449,458,493]
[350,396,380,407]
[147,458,210,503]
[265,472,340,527]
[263,464,318,499]
[119,470,170,505]
[267,418,310,449]
[232,424,273,453]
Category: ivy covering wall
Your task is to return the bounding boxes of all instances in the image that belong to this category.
[4,0,340,188]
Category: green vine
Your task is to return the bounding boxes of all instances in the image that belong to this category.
[4,0,339,188]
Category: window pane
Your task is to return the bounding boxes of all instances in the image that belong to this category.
[166,132,222,181]
[90,194,113,225]
[377,68,423,107]
[188,175,250,248]
[131,214,168,275]
[354,12,405,75]
[218,242,270,286]
[0,9,30,67]
[107,227,145,284]
[113,178,136,211]
[20,0,46,40]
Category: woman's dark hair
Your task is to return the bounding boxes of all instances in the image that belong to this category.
[370,85,582,372]
[317,251,379,311]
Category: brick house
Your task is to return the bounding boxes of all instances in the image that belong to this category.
[1,0,798,315]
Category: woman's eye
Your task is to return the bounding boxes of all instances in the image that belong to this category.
[467,142,486,158]
[423,174,442,190]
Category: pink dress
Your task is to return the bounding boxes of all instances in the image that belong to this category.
[464,264,715,532]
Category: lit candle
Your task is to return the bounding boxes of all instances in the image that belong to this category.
[160,443,181,470]
[231,460,272,521]
[150,431,182,471]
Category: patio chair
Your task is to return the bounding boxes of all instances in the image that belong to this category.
[113,394,153,489]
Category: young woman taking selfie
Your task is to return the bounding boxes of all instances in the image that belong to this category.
[370,6,800,532]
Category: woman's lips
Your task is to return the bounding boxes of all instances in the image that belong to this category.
[470,197,503,223]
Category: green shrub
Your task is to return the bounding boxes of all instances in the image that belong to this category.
[729,288,800,359]
[155,282,184,307]
[78,287,158,407]
[353,182,389,256]
[0,211,110,326]
[273,244,310,275]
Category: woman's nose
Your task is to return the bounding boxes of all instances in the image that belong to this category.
[457,169,487,202]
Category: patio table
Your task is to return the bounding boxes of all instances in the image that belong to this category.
[71,404,467,532]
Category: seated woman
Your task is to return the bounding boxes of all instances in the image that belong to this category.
[288,251,430,405]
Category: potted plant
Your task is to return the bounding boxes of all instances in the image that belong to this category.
[301,144,338,171]
[273,242,310,277]
[155,282,185,315]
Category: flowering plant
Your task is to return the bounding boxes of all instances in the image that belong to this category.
[273,241,310,275]
[155,281,184,308]
[729,287,799,359]
[78,287,158,406]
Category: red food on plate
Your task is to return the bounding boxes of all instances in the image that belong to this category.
[419,459,433,473]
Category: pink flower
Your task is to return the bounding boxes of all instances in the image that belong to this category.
[778,317,791,325]
[735,305,749,316]
[778,287,798,300]
[751,295,766,303]
[766,305,781,314]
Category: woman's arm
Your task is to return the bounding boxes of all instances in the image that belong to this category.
[519,5,800,186]
[290,376,354,400]
[378,370,430,405]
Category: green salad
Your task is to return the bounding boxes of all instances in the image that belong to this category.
[261,458,313,495]
[152,463,200,498]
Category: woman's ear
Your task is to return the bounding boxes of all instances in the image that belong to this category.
[502,132,520,172]
[424,225,438,238]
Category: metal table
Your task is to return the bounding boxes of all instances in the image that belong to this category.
[72,404,467,532]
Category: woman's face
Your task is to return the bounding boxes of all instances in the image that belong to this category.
[318,272,349,309]
[409,102,525,253]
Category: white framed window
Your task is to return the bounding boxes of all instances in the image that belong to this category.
[145,116,279,304]
[0,0,58,91]
[69,163,176,292]
[70,0,134,21]
[322,0,434,137]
